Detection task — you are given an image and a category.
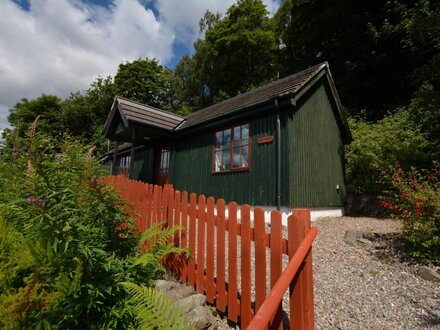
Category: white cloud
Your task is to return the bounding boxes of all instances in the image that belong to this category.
[0,0,175,130]
[0,0,281,131]
[152,0,280,45]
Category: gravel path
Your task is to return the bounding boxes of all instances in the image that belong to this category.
[214,216,440,329]
[313,217,440,330]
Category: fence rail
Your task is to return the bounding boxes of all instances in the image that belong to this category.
[100,175,316,329]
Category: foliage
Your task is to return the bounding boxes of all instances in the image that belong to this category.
[0,124,186,328]
[345,109,431,193]
[122,282,194,330]
[274,0,440,118]
[114,58,177,112]
[174,0,277,109]
[381,165,440,264]
[8,95,62,138]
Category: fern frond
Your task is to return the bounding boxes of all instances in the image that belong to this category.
[122,282,195,330]
[138,222,183,250]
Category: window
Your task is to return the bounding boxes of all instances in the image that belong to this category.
[118,154,130,177]
[214,123,250,173]
[159,148,170,175]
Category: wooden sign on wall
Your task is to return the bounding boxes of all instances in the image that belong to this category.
[257,135,274,144]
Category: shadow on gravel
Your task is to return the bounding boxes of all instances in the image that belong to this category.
[420,310,440,328]
[368,232,427,266]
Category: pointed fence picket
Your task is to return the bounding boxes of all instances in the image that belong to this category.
[99,175,317,330]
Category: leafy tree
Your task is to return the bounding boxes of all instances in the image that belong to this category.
[8,95,62,137]
[114,58,176,111]
[174,0,277,109]
[274,0,439,119]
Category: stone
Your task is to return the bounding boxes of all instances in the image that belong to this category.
[418,266,440,282]
[155,279,177,292]
[176,293,206,313]
[188,306,218,330]
[167,284,196,301]
[356,238,374,246]
[362,232,376,241]
[344,230,363,246]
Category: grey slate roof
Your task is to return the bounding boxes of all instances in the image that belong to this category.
[105,62,351,138]
[180,62,326,129]
[116,97,185,130]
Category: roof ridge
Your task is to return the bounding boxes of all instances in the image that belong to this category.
[185,62,327,120]
[115,96,186,120]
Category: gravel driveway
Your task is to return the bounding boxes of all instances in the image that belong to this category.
[313,216,440,330]
[214,216,440,329]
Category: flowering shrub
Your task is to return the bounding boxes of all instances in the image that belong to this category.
[0,125,186,328]
[381,164,440,264]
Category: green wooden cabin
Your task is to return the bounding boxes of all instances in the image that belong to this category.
[103,62,352,219]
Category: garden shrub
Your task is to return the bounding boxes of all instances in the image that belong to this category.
[345,109,431,193]
[381,164,440,264]
[0,124,187,328]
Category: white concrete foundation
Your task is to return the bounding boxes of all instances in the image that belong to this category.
[220,205,344,226]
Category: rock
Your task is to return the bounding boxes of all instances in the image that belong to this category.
[356,238,374,246]
[344,230,377,247]
[362,232,376,240]
[176,293,206,313]
[167,284,196,301]
[418,266,440,282]
[155,279,177,292]
[188,305,218,330]
[344,230,363,246]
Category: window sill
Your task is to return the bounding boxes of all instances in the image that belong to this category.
[211,167,251,175]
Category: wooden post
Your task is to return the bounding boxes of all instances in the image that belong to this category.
[254,208,267,314]
[289,209,314,330]
[240,205,252,328]
[129,128,135,179]
[216,199,226,312]
[270,211,283,330]
[111,138,118,175]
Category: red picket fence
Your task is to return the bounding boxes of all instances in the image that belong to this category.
[100,175,317,329]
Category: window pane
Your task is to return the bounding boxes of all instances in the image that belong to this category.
[223,129,231,149]
[215,151,222,172]
[222,149,230,170]
[215,131,223,150]
[233,126,241,142]
[233,147,240,167]
[241,146,249,167]
[242,124,249,139]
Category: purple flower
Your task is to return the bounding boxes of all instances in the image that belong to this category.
[38,199,46,206]
[27,196,36,205]
[12,147,19,158]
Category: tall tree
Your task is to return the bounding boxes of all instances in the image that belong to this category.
[274,0,439,119]
[114,58,175,111]
[174,0,277,110]
[8,95,62,137]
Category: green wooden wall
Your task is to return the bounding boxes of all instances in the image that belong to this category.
[169,112,290,206]
[288,83,346,207]
[131,146,155,183]
[138,80,346,208]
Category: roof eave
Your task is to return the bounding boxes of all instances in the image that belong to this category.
[103,98,129,138]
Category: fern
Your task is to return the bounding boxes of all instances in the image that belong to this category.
[135,222,189,272]
[122,282,195,330]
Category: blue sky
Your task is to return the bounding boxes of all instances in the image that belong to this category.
[0,0,280,132]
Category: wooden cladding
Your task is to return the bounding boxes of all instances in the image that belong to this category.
[257,135,274,144]
[99,175,316,329]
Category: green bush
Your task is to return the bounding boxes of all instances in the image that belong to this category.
[381,165,440,264]
[345,109,431,193]
[0,124,187,328]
